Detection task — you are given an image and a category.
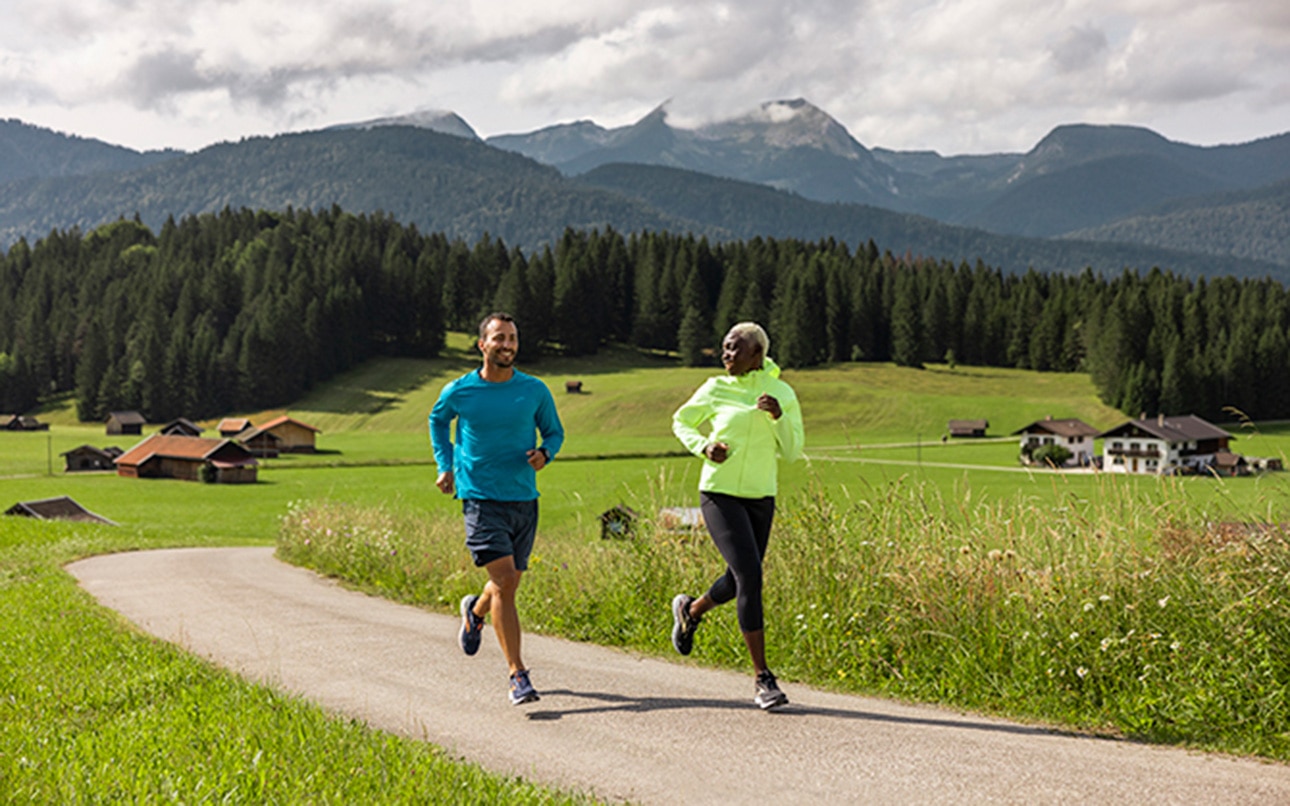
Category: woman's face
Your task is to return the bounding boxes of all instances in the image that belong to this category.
[722,331,762,376]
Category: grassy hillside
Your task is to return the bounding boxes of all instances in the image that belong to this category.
[197,333,1129,460]
[16,335,1288,535]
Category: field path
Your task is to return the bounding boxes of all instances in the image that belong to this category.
[69,547,1290,805]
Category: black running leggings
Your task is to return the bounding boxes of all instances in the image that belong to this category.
[700,491,776,633]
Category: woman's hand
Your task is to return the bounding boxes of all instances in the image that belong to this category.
[757,393,782,420]
[705,442,730,463]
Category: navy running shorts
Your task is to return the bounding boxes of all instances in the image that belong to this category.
[461,499,539,570]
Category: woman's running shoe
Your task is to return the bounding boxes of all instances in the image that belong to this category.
[755,669,788,710]
[671,593,701,655]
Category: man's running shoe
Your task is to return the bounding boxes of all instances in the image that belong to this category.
[671,593,701,655]
[509,669,540,705]
[459,594,484,656]
[755,669,789,710]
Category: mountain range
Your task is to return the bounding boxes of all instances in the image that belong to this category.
[1,100,1288,278]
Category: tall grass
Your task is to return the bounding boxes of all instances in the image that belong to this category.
[279,471,1290,759]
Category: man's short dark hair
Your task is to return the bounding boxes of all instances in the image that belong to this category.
[478,312,516,339]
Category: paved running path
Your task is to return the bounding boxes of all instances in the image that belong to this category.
[69,547,1290,805]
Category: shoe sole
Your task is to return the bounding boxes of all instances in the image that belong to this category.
[510,691,541,706]
[671,594,693,655]
[756,694,789,711]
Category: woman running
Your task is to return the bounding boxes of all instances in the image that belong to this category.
[670,322,804,709]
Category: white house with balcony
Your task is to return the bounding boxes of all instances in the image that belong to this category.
[1098,414,1234,475]
[1012,416,1100,467]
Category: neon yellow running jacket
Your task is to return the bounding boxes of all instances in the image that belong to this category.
[672,357,805,499]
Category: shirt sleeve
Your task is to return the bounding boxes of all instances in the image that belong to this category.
[772,383,805,463]
[428,381,457,474]
[672,381,715,457]
[535,382,565,459]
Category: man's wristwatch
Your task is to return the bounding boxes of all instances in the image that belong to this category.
[537,447,551,462]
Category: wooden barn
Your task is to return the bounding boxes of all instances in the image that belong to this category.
[106,411,146,436]
[1,414,49,431]
[254,415,321,453]
[114,434,258,483]
[948,419,989,438]
[62,445,123,472]
[235,427,284,458]
[5,496,116,525]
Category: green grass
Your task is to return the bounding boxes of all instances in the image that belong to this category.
[0,518,595,804]
[6,339,1290,798]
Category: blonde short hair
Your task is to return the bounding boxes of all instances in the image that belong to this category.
[726,322,769,356]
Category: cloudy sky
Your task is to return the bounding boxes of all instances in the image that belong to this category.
[2,0,1288,156]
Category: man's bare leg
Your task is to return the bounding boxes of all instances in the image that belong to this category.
[476,555,525,674]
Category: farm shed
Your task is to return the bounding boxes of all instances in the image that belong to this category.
[599,504,638,539]
[948,419,989,438]
[62,445,123,472]
[1,414,49,431]
[114,434,258,483]
[106,411,146,436]
[232,426,284,458]
[5,496,116,525]
[254,415,321,453]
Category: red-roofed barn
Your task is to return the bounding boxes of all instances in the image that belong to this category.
[114,434,258,483]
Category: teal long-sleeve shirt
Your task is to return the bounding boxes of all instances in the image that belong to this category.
[429,368,564,501]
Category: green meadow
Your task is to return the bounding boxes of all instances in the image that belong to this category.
[6,333,1290,800]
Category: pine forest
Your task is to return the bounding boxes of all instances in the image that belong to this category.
[1,206,1287,424]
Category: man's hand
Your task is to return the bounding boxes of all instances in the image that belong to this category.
[704,442,730,463]
[757,393,782,420]
[526,448,549,471]
[436,470,455,495]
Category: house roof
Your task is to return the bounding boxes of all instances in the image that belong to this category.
[106,410,147,425]
[259,415,321,433]
[115,434,256,467]
[1099,414,1233,443]
[218,417,252,432]
[61,444,118,459]
[3,414,46,429]
[1012,417,1101,438]
[948,419,989,430]
[161,417,204,434]
[233,426,283,443]
[5,496,117,525]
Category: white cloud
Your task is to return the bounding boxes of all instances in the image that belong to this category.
[0,0,1286,154]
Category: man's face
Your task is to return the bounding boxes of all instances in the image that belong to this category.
[721,331,761,376]
[479,319,519,368]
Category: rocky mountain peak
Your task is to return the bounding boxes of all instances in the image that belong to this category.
[699,98,867,160]
[326,109,480,141]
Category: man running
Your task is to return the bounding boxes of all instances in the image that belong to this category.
[429,312,564,705]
